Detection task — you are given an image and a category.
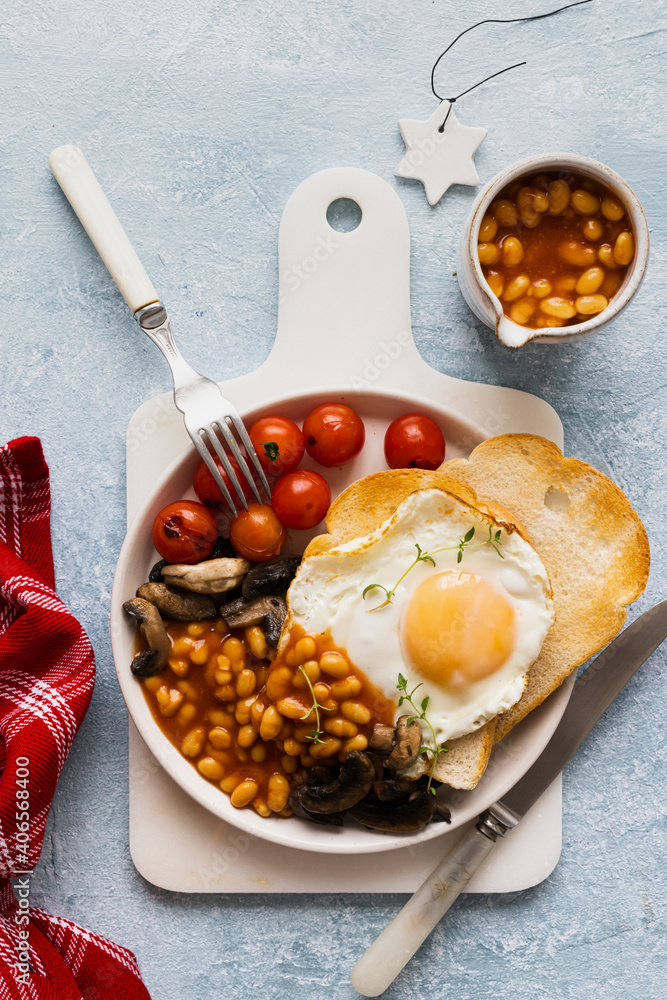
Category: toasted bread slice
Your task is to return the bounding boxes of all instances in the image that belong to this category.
[443,434,650,741]
[306,468,531,554]
[296,468,534,789]
[408,718,498,790]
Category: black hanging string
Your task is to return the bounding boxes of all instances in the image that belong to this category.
[431,0,593,132]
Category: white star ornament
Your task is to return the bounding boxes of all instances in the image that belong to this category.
[395,101,487,206]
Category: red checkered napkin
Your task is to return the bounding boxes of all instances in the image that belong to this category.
[0,437,151,998]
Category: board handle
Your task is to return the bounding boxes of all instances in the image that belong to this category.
[49,144,159,313]
[270,168,422,388]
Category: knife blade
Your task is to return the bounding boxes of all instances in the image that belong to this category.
[351,600,667,997]
[496,598,667,824]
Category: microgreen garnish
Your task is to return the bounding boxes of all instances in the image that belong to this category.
[397,674,449,795]
[362,543,434,610]
[262,440,280,463]
[298,665,334,744]
[362,525,504,611]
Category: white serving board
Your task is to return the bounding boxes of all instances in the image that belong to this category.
[126,167,565,893]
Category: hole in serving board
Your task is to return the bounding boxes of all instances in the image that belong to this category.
[327,198,362,233]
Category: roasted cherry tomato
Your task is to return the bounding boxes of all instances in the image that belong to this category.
[152,501,218,564]
[271,470,332,530]
[249,415,305,476]
[229,502,287,562]
[384,414,446,470]
[193,454,254,511]
[302,403,365,468]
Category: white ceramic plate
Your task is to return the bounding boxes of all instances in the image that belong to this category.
[111,385,574,854]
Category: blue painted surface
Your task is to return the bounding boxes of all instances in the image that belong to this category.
[1,1,666,997]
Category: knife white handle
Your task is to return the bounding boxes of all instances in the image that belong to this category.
[48,144,159,313]
[351,826,497,997]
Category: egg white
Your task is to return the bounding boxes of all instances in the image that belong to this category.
[287,489,554,746]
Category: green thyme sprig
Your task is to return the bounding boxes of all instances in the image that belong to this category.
[397,674,449,795]
[362,525,504,612]
[298,665,334,744]
[362,543,435,611]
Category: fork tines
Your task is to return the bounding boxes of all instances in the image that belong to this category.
[191,412,270,517]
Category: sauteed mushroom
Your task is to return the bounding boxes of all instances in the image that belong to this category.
[290,797,346,827]
[433,802,452,824]
[210,536,237,560]
[372,777,416,802]
[386,715,422,771]
[289,767,346,826]
[349,788,437,833]
[369,723,396,754]
[148,559,167,583]
[218,594,287,647]
[218,594,285,628]
[263,605,286,647]
[123,598,170,677]
[161,557,250,594]
[241,557,301,600]
[368,752,384,781]
[294,752,376,814]
[136,582,217,621]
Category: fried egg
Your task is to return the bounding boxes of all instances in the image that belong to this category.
[287,489,553,746]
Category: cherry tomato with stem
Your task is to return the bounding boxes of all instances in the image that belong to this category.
[384,414,446,470]
[303,403,365,468]
[249,415,305,477]
[152,501,218,564]
[272,470,332,530]
[193,454,254,512]
[229,503,287,562]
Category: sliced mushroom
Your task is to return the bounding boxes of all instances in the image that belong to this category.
[368,752,384,781]
[242,557,301,600]
[218,594,286,627]
[217,594,287,647]
[288,767,346,826]
[123,598,170,677]
[148,559,167,583]
[216,593,248,619]
[433,802,452,824]
[349,788,437,833]
[369,723,396,754]
[263,603,287,647]
[295,751,376,814]
[386,715,422,771]
[137,582,217,621]
[161,557,250,595]
[290,796,345,827]
[210,536,237,560]
[303,765,338,785]
[211,584,242,607]
[373,777,416,802]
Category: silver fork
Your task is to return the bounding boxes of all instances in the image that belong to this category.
[48,144,269,514]
[135,302,269,513]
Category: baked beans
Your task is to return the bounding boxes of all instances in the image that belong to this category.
[140,619,395,816]
[141,619,299,817]
[478,171,634,330]
[265,624,395,771]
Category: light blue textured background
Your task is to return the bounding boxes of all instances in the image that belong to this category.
[1,1,666,997]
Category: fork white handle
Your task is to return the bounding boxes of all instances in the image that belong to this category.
[49,144,270,512]
[49,144,159,313]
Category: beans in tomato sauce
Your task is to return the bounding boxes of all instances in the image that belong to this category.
[478,171,635,329]
[141,618,396,816]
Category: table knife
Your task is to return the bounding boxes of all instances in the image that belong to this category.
[351,599,667,996]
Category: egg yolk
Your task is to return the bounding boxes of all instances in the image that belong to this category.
[401,571,516,691]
